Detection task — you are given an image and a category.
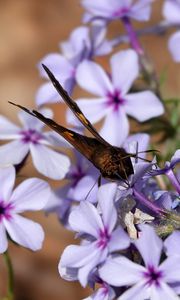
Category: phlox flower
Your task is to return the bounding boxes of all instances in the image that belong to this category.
[36,25,112,106]
[81,0,153,23]
[59,183,130,287]
[84,282,115,300]
[99,224,180,299]
[0,165,50,253]
[163,0,180,62]
[68,49,164,146]
[0,108,70,179]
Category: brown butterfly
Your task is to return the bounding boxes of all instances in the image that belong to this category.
[9,64,135,181]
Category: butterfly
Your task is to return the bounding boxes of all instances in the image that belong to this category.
[9,64,135,181]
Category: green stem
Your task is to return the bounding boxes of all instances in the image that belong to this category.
[3,251,14,300]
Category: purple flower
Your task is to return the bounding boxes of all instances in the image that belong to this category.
[0,109,70,179]
[84,282,115,300]
[99,224,180,299]
[164,230,180,257]
[0,165,50,253]
[81,0,153,23]
[36,25,112,106]
[163,0,180,62]
[68,49,164,146]
[59,183,130,287]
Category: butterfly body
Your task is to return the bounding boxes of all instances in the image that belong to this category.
[9,64,134,181]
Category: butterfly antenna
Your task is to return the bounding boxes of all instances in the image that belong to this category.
[84,176,100,201]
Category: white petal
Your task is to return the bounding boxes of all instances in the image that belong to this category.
[97,183,117,232]
[163,0,180,23]
[18,108,53,130]
[30,144,70,179]
[99,256,145,286]
[110,50,139,95]
[0,115,21,140]
[134,224,163,267]
[76,60,113,96]
[129,0,153,22]
[118,282,149,300]
[0,165,15,201]
[0,140,29,165]
[125,91,164,121]
[67,97,109,126]
[100,108,129,146]
[168,31,180,62]
[0,223,8,253]
[69,201,103,237]
[4,214,44,251]
[10,178,50,212]
[44,131,71,148]
[109,227,130,252]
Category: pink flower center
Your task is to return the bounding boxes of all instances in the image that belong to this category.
[20,129,43,144]
[143,265,163,287]
[106,90,126,111]
[97,227,110,249]
[0,200,13,222]
[113,7,130,17]
[68,165,86,188]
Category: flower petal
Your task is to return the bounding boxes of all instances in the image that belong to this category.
[117,281,150,300]
[125,91,164,121]
[99,256,145,286]
[134,224,163,267]
[76,60,113,96]
[97,183,117,232]
[0,166,15,201]
[110,49,139,95]
[0,223,8,253]
[0,115,21,140]
[150,281,180,300]
[4,214,44,251]
[35,82,62,106]
[69,201,103,237]
[109,226,130,252]
[123,133,150,158]
[30,144,70,179]
[168,31,180,62]
[163,0,180,23]
[129,0,153,22]
[10,178,50,212]
[164,230,180,257]
[67,97,109,126]
[100,108,129,146]
[160,256,180,283]
[0,140,29,166]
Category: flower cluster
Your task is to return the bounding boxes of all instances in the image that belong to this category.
[1,1,180,300]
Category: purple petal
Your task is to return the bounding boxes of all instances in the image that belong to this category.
[69,202,103,237]
[4,214,44,251]
[97,183,117,232]
[123,133,150,159]
[18,108,53,130]
[150,282,180,300]
[129,0,153,22]
[125,91,164,121]
[35,82,62,106]
[84,284,115,300]
[163,0,180,23]
[109,226,130,252]
[118,282,150,300]
[99,256,145,286]
[76,60,113,96]
[110,50,139,95]
[134,224,163,267]
[44,131,71,148]
[67,97,109,126]
[164,230,180,256]
[100,108,129,146]
[0,223,8,253]
[68,175,98,203]
[168,31,180,62]
[30,144,70,179]
[0,166,15,201]
[0,140,29,165]
[59,265,78,281]
[10,178,50,212]
[0,115,21,140]
[160,256,180,283]
[38,53,73,79]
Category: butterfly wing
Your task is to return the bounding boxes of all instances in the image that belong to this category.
[9,101,103,162]
[42,64,110,146]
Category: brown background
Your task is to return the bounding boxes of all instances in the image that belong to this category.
[0,1,180,299]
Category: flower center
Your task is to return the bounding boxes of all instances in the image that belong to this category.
[143,265,163,287]
[106,90,125,111]
[20,129,42,144]
[0,200,13,222]
[97,228,110,249]
[68,165,86,188]
[113,7,130,17]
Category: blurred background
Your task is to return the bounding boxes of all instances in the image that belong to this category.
[0,1,179,299]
